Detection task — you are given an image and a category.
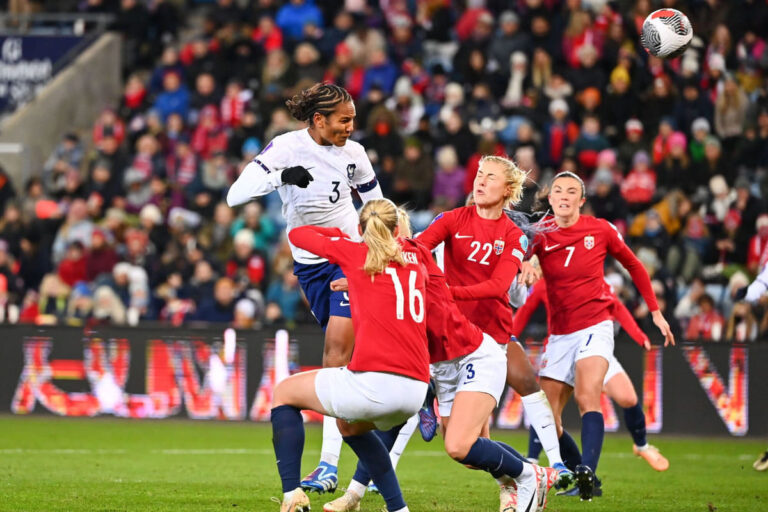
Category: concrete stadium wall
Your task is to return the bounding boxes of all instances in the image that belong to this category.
[0,32,121,186]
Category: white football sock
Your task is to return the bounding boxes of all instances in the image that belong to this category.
[347,479,366,498]
[514,462,536,483]
[390,414,419,469]
[320,415,342,466]
[522,390,564,466]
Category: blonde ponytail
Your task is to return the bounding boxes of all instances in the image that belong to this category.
[396,207,412,238]
[360,199,406,276]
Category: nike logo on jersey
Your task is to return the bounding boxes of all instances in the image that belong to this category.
[544,244,561,251]
[455,233,472,239]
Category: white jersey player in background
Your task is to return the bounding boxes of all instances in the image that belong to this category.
[227,83,383,494]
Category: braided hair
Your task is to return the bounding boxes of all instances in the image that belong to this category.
[285,83,352,125]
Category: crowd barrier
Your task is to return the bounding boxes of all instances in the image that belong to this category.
[0,324,764,437]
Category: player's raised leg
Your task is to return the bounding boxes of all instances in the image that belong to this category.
[443,392,545,512]
[604,370,669,471]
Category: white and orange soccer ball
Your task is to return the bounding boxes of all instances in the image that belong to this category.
[640,8,693,59]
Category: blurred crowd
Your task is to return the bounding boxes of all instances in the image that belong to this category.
[0,0,767,341]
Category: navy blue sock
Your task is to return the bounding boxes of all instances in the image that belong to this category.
[527,425,543,460]
[623,404,647,447]
[581,412,605,473]
[271,405,304,492]
[493,440,527,463]
[352,424,403,485]
[559,430,582,471]
[344,432,406,511]
[459,437,524,479]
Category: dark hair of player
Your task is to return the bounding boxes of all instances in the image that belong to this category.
[551,171,586,199]
[285,83,353,126]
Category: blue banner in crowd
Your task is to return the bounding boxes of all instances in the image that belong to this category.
[0,35,83,112]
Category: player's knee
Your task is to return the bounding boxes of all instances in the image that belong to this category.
[444,436,473,462]
[272,381,288,407]
[615,393,638,409]
[573,388,600,413]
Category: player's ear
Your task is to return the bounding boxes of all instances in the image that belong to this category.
[393,225,400,238]
[579,196,587,207]
[357,224,363,236]
[313,111,324,129]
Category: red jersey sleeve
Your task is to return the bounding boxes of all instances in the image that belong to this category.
[610,293,648,346]
[451,224,524,301]
[512,280,546,337]
[417,211,454,250]
[287,226,355,265]
[603,220,660,312]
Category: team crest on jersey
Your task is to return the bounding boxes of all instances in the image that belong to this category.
[494,239,505,255]
[584,235,595,250]
[346,163,356,179]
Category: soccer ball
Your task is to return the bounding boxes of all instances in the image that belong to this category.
[640,8,693,59]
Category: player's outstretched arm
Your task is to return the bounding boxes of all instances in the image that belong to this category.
[226,162,314,207]
[288,225,348,262]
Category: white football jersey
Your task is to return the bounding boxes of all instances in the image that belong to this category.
[227,128,380,264]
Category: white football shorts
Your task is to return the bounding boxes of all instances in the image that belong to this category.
[539,320,614,387]
[431,333,507,417]
[603,352,626,385]
[315,367,427,430]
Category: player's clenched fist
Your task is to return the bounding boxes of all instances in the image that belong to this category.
[281,166,314,188]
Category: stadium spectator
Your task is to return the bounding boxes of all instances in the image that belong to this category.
[189,276,237,323]
[51,199,94,264]
[432,146,465,209]
[266,268,302,327]
[391,136,434,210]
[621,151,656,211]
[275,0,322,42]
[85,228,119,283]
[685,294,726,341]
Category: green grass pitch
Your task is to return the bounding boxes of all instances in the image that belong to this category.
[1,415,766,511]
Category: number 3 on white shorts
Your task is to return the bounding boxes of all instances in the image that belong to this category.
[385,268,424,323]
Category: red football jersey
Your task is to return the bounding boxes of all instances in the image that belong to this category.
[418,206,526,344]
[289,226,430,382]
[413,238,484,363]
[531,215,659,335]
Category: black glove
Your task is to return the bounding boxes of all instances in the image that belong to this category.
[281,166,314,188]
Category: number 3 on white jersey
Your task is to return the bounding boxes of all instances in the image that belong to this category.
[385,268,424,322]
[564,246,575,267]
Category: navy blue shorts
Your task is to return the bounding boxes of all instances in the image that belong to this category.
[294,261,351,330]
